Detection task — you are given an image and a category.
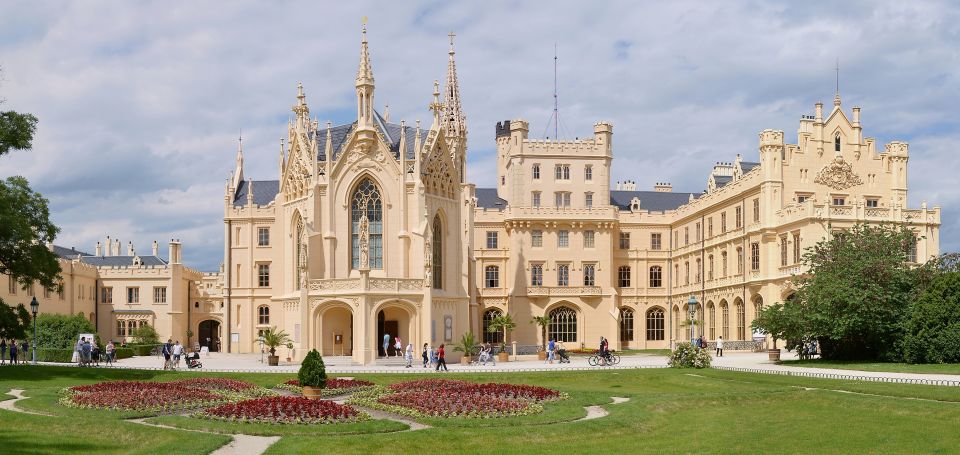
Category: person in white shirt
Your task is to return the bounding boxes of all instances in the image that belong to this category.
[404,343,413,368]
[172,341,184,368]
[716,336,724,357]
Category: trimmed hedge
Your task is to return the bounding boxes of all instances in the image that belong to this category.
[36,348,73,363]
[114,347,134,359]
[127,344,158,356]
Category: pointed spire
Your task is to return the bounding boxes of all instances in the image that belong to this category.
[278,138,285,177]
[356,20,375,88]
[444,31,466,139]
[429,80,442,125]
[232,134,244,189]
[833,58,841,108]
[356,19,375,129]
[292,82,310,121]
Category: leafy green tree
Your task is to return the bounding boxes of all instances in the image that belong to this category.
[131,324,160,345]
[751,302,806,350]
[35,313,97,349]
[531,316,549,351]
[902,271,960,364]
[488,314,516,351]
[0,302,30,341]
[791,224,917,360]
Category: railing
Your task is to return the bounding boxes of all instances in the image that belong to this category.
[309,278,424,293]
[526,286,602,297]
[713,366,960,387]
[309,279,361,292]
[479,287,508,297]
[830,206,853,216]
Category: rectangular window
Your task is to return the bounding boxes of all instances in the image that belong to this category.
[866,198,879,208]
[532,164,540,180]
[557,264,569,286]
[554,164,571,180]
[649,266,662,288]
[554,192,571,208]
[721,212,727,233]
[563,165,570,180]
[558,230,569,248]
[153,286,167,303]
[695,222,701,242]
[797,194,810,204]
[235,226,241,245]
[695,258,701,283]
[258,264,270,287]
[793,233,801,263]
[722,251,728,277]
[651,233,662,250]
[684,227,689,245]
[58,286,64,300]
[127,287,140,304]
[43,287,51,299]
[532,191,541,208]
[8,276,15,295]
[619,232,630,250]
[684,262,690,285]
[585,165,593,181]
[532,230,543,247]
[584,230,595,248]
[583,264,595,286]
[780,236,788,267]
[585,193,593,208]
[708,218,713,238]
[751,243,760,271]
[26,283,34,297]
[735,206,743,228]
[708,255,714,281]
[101,287,113,304]
[530,264,543,286]
[737,247,744,274]
[833,197,845,206]
[257,227,270,246]
[753,198,760,222]
[485,266,499,288]
[618,266,631,288]
[486,231,498,249]
[117,320,126,337]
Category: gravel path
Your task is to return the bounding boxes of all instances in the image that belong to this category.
[127,417,280,455]
[0,389,51,416]
[576,396,631,422]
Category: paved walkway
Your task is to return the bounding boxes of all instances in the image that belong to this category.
[711,351,960,385]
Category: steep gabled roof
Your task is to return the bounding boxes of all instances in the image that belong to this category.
[476,188,507,210]
[316,111,417,162]
[80,255,168,267]
[233,180,280,207]
[52,245,93,260]
[610,190,701,212]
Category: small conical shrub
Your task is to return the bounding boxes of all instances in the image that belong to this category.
[298,349,327,388]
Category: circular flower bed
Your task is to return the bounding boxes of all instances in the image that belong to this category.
[200,396,368,424]
[61,378,272,412]
[275,377,375,397]
[350,379,566,418]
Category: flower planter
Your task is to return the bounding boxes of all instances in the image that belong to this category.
[497,352,509,362]
[302,385,324,400]
[268,355,280,366]
[767,349,781,361]
[460,355,472,365]
[537,351,547,361]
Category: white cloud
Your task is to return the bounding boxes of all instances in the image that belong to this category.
[0,0,958,270]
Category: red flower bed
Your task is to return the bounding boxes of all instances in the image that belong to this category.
[63,378,263,412]
[284,378,374,389]
[202,396,365,424]
[353,379,566,418]
[174,378,257,392]
[388,379,561,401]
[378,390,530,417]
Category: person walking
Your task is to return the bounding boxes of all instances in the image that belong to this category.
[75,337,85,366]
[382,332,391,357]
[21,340,29,364]
[435,343,448,372]
[546,338,556,364]
[696,336,705,349]
[394,336,403,358]
[0,339,7,365]
[421,343,429,368]
[161,339,173,370]
[9,341,17,365]
[173,341,183,369]
[105,340,115,365]
[81,338,92,367]
[716,336,724,357]
[404,343,413,368]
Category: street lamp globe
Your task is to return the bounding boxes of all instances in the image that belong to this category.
[30,296,39,316]
[687,295,698,345]
[30,296,39,365]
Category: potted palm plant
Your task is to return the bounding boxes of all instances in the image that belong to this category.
[298,349,327,399]
[453,331,478,365]
[488,314,516,362]
[262,327,291,366]
[531,316,550,360]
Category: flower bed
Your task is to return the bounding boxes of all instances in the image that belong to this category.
[61,378,272,412]
[200,396,368,424]
[275,378,375,397]
[350,379,566,419]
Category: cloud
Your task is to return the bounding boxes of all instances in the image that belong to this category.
[0,0,957,270]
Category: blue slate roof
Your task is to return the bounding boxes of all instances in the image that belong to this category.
[740,161,760,173]
[233,180,280,207]
[609,190,700,212]
[52,245,92,260]
[80,255,168,267]
[317,111,417,162]
[476,188,507,210]
[714,175,732,188]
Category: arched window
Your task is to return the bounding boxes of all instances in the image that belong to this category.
[721,301,730,339]
[293,214,305,290]
[835,133,841,152]
[484,266,500,288]
[351,178,383,269]
[736,300,745,340]
[482,309,503,344]
[673,306,680,339]
[258,306,269,325]
[619,308,634,342]
[708,302,716,339]
[548,307,577,342]
[646,308,664,341]
[649,266,662,288]
[432,216,443,289]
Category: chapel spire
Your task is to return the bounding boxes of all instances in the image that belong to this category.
[292,82,310,125]
[356,19,375,129]
[443,31,466,140]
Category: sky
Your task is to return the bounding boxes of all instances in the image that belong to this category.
[1,1,958,271]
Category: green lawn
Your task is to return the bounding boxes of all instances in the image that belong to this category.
[779,359,960,375]
[1,365,959,454]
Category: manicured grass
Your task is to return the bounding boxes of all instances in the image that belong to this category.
[779,359,960,375]
[2,365,959,454]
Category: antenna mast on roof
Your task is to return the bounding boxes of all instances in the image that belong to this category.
[553,43,558,140]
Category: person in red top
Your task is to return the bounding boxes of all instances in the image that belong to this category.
[435,344,448,372]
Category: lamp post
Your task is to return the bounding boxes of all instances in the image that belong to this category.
[687,295,698,346]
[258,336,265,363]
[29,296,39,365]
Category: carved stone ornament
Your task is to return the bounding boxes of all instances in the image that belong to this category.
[359,215,370,270]
[814,155,863,190]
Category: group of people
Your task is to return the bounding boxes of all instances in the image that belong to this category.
[0,339,30,365]
[692,335,724,356]
[419,343,449,371]
[545,338,569,364]
[160,339,186,370]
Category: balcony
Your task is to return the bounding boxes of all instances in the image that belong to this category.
[308,278,425,294]
[526,286,602,297]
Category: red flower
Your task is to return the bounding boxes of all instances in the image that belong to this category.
[203,396,363,424]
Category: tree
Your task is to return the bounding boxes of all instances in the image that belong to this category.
[791,224,917,360]
[487,314,516,351]
[751,303,805,350]
[131,324,160,345]
[0,302,30,341]
[35,313,97,349]
[902,271,960,364]
[531,316,549,351]
[298,349,327,388]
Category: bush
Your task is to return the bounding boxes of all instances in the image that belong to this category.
[131,324,160,345]
[126,344,157,356]
[298,349,327,388]
[668,342,712,369]
[36,313,98,350]
[36,348,74,362]
[902,272,960,364]
[114,347,134,359]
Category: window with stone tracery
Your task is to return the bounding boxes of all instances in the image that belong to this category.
[294,215,305,289]
[432,216,443,289]
[351,178,383,269]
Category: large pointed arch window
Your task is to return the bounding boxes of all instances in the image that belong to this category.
[294,214,305,290]
[351,178,383,269]
[432,215,443,289]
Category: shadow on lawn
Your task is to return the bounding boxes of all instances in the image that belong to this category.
[0,365,172,384]
[0,431,109,455]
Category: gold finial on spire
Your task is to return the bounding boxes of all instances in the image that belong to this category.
[292,82,309,118]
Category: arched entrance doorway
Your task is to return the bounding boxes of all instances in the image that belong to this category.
[318,305,353,357]
[376,304,412,357]
[198,320,221,352]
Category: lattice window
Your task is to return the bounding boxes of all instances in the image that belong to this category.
[619,308,634,342]
[548,307,577,342]
[351,178,383,269]
[647,308,664,341]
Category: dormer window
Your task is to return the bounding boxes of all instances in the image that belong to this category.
[835,134,841,152]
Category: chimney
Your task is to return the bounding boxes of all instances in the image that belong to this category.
[95,241,102,256]
[623,180,636,191]
[114,239,121,256]
[105,236,112,256]
[127,241,134,256]
[152,240,159,256]
[654,182,673,192]
[168,239,182,264]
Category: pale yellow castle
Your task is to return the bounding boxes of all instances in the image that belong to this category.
[6,27,940,363]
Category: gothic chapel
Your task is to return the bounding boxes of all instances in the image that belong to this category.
[223,25,473,364]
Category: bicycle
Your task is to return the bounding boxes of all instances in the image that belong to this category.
[588,350,621,366]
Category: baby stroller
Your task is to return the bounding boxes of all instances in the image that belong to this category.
[556,348,570,364]
[185,351,202,369]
